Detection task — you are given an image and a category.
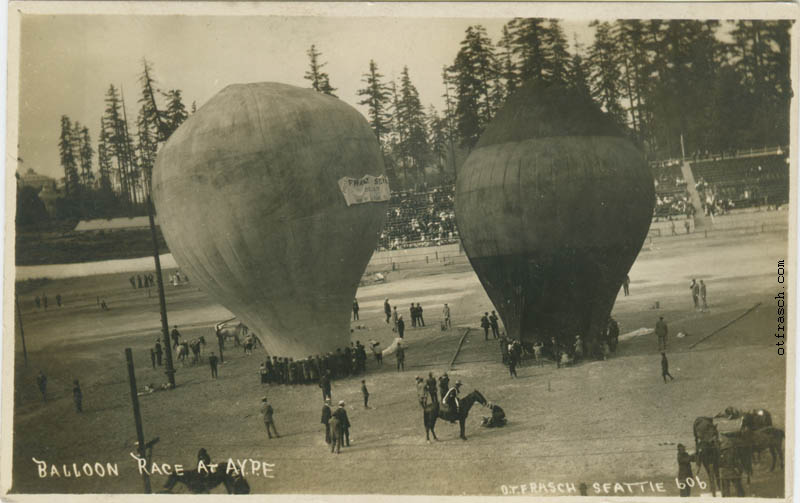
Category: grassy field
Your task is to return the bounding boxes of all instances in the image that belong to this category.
[10,230,788,496]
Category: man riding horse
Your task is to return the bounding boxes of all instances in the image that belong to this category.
[441,380,462,421]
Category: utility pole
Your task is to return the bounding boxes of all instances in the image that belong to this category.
[125,348,151,494]
[147,196,176,387]
[15,294,27,367]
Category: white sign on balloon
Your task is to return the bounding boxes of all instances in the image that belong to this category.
[338,175,391,206]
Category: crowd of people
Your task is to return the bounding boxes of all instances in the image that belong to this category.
[692,154,789,212]
[257,341,372,387]
[377,186,458,250]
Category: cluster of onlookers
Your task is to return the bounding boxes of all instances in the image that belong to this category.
[258,342,372,386]
[692,155,789,211]
[653,192,694,220]
[377,186,459,250]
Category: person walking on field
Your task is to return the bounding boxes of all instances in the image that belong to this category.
[261,397,279,439]
[384,299,391,324]
[150,349,156,369]
[352,299,359,321]
[73,380,83,413]
[416,303,425,327]
[397,315,405,338]
[489,311,500,339]
[699,280,708,310]
[481,312,490,341]
[690,279,700,310]
[392,306,399,331]
[396,343,405,372]
[442,304,451,329]
[655,316,668,351]
[320,370,332,401]
[623,275,630,296]
[209,352,219,379]
[171,325,181,349]
[155,341,163,366]
[661,352,675,383]
[361,380,370,409]
[321,398,333,444]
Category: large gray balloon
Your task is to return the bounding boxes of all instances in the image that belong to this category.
[152,82,387,357]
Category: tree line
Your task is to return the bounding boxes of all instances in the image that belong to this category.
[316,19,792,189]
[21,18,791,227]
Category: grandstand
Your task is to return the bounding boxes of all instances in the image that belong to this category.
[377,147,790,250]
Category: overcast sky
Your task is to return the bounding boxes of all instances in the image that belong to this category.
[17,15,598,180]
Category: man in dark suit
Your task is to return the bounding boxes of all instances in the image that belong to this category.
[209,352,219,379]
[410,303,417,327]
[425,372,438,403]
[397,315,406,339]
[261,398,279,439]
[319,370,332,401]
[489,311,500,339]
[416,303,425,327]
[333,401,351,447]
[321,399,333,444]
[481,313,490,341]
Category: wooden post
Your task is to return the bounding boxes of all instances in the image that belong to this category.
[147,197,176,387]
[15,295,27,367]
[125,348,151,494]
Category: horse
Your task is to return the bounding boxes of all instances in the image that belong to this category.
[693,417,721,496]
[741,409,773,431]
[215,319,248,347]
[160,469,249,494]
[423,390,487,442]
[189,336,206,364]
[740,426,784,472]
[329,416,343,454]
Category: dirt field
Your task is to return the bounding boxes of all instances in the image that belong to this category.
[11,229,788,496]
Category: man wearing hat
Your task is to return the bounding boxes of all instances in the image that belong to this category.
[676,444,696,497]
[333,400,351,447]
[438,373,450,400]
[321,398,333,444]
[384,299,391,324]
[442,380,462,420]
[261,397,279,439]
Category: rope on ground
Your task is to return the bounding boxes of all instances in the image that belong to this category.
[449,328,470,370]
[688,302,762,349]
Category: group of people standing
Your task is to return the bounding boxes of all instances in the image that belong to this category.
[33,293,62,310]
[480,311,500,340]
[258,342,370,387]
[129,273,155,289]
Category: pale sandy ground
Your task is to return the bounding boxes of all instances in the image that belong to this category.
[11,230,788,496]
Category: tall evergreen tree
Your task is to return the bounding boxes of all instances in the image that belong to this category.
[356,60,391,150]
[497,23,521,99]
[58,115,79,197]
[396,66,429,182]
[508,18,548,83]
[78,125,94,188]
[162,89,188,138]
[543,20,571,85]
[304,45,337,96]
[97,117,114,193]
[588,21,627,127]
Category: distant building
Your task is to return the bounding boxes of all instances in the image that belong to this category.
[17,168,55,191]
